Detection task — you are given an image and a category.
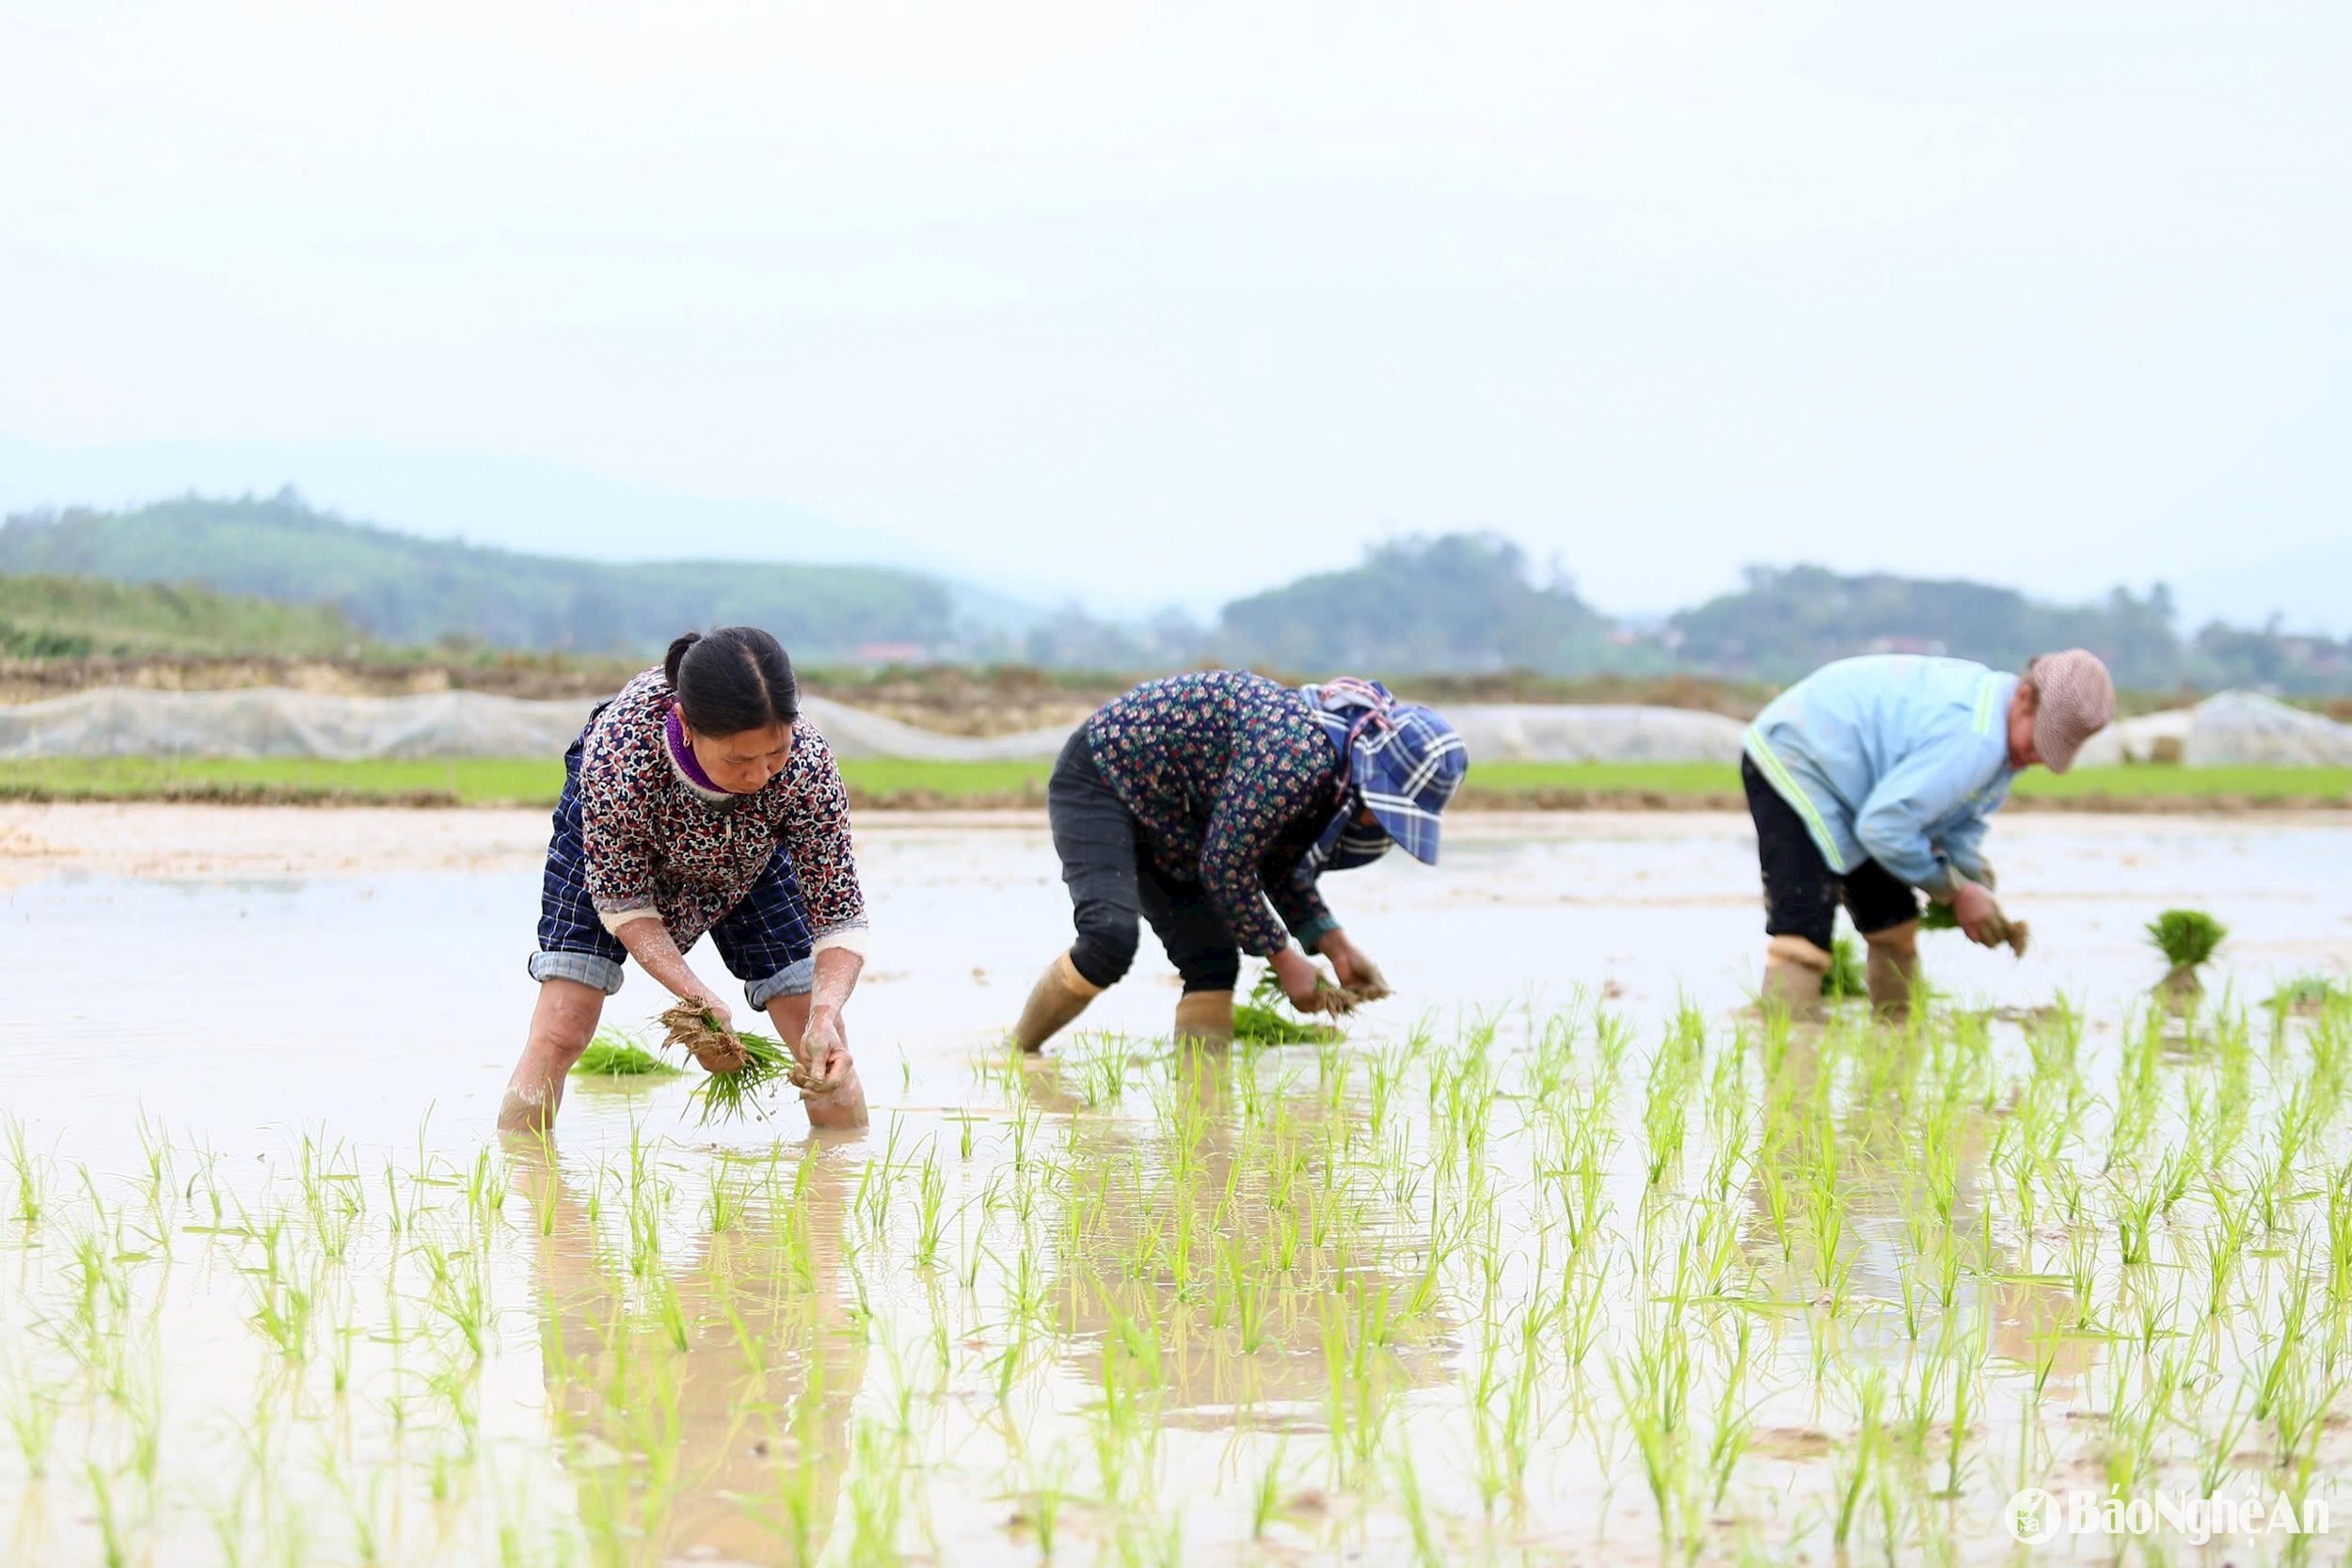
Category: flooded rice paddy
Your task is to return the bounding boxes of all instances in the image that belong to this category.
[6,809,2352,1566]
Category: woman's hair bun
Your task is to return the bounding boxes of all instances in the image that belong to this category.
[663,631,704,689]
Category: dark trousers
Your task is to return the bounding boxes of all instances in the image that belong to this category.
[1742,755,1919,950]
[1048,727,1242,995]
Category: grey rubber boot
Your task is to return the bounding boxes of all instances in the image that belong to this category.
[1011,951,1103,1053]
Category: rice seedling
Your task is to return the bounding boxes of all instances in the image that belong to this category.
[569,1031,682,1078]
[1822,934,1867,999]
[655,998,818,1123]
[1,1355,60,1476]
[5,1113,48,1227]
[1234,965,1345,1045]
[2148,907,2228,1006]
[2267,973,2346,1016]
[15,958,2352,1567]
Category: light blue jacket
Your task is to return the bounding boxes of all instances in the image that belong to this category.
[1744,656,2016,899]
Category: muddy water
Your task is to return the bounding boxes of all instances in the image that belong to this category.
[4,811,2352,1566]
[6,812,2347,1156]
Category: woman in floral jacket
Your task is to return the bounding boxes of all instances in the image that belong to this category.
[498,626,870,1132]
[1011,670,1467,1051]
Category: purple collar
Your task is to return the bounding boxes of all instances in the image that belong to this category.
[664,706,735,801]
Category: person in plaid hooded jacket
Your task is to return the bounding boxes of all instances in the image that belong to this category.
[1010,670,1468,1051]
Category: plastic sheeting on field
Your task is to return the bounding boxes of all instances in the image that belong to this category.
[15,684,2344,769]
[0,685,1761,765]
[2074,690,2352,768]
[1440,704,1747,765]
[0,686,1079,763]
[0,688,596,763]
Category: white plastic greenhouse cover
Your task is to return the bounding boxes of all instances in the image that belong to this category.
[0,688,1075,763]
[2073,690,2352,768]
[0,687,1755,765]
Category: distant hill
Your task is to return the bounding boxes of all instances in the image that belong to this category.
[1666,566,2188,686]
[1662,565,2352,694]
[1212,534,1644,675]
[0,573,368,660]
[5,496,2348,694]
[0,492,966,660]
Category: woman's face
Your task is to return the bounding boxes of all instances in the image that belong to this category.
[687,721,795,794]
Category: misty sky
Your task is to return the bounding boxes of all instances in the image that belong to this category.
[3,1,2347,629]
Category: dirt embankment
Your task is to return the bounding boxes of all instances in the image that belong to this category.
[0,654,628,704]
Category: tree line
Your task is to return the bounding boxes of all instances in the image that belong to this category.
[4,498,2346,694]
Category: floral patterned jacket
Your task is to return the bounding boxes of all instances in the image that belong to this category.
[577,670,867,951]
[1087,670,1345,957]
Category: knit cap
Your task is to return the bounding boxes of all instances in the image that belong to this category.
[2028,649,2115,774]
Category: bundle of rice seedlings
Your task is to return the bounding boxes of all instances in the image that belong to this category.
[1233,968,1343,1045]
[656,999,821,1125]
[1821,936,1868,1000]
[2267,974,2345,1016]
[2147,909,2227,1007]
[1919,898,2029,956]
[570,1032,682,1079]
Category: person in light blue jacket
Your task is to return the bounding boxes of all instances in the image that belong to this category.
[1742,649,2115,1015]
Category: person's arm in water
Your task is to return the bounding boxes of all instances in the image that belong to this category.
[1853,739,2005,942]
[773,727,871,1087]
[1934,812,1994,890]
[796,945,863,1088]
[1271,861,1387,997]
[580,751,740,1034]
[1201,753,1358,1012]
[611,915,741,1047]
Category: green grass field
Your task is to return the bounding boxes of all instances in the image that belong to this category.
[0,755,1056,807]
[1466,759,2352,803]
[4,754,2351,809]
[2010,763,2352,800]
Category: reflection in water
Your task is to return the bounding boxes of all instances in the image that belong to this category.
[1027,1041,1456,1444]
[1738,1008,2104,1399]
[8,963,2351,1566]
[512,1139,868,1567]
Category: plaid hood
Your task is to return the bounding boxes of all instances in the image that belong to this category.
[1299,677,1469,868]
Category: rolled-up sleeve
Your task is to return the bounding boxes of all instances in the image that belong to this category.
[776,728,870,955]
[1854,740,1985,899]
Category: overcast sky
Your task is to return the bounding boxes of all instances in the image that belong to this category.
[3,1,2346,629]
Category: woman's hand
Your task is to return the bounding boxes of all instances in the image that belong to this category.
[613,916,745,1069]
[1272,946,1356,1015]
[799,1005,852,1091]
[1317,931,1391,1002]
[683,985,746,1072]
[797,1005,868,1129]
